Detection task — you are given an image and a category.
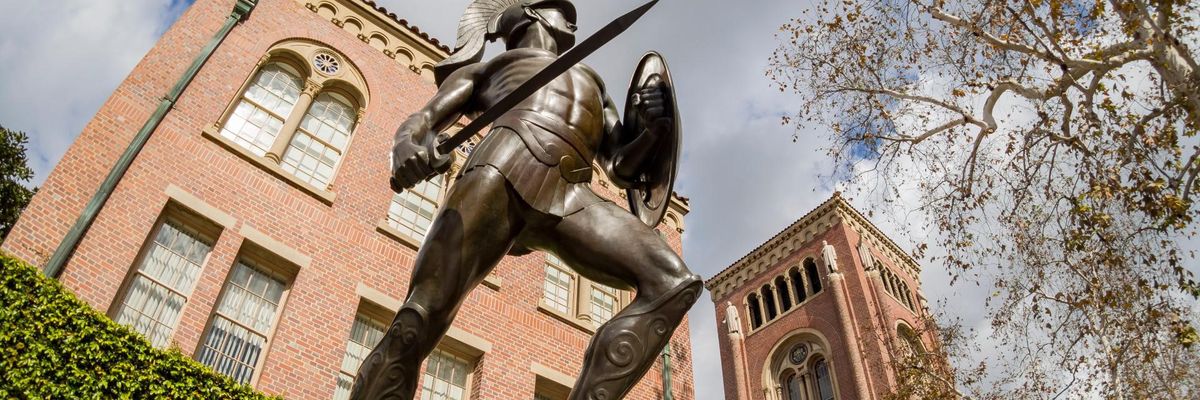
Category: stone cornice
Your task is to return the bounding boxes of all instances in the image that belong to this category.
[704,193,921,300]
[299,0,451,82]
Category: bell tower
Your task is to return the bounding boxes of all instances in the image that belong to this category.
[705,193,940,400]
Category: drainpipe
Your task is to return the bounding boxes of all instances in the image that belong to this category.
[44,0,259,278]
[660,344,674,400]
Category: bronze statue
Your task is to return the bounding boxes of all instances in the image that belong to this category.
[351,1,700,399]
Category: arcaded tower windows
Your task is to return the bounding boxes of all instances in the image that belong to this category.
[762,285,779,320]
[804,258,822,294]
[789,267,807,303]
[776,276,793,311]
[747,293,764,329]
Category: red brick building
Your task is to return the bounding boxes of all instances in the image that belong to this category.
[705,194,939,400]
[1,0,695,398]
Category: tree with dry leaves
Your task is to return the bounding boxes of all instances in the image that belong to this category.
[770,0,1200,397]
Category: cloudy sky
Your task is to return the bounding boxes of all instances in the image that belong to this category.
[0,0,979,398]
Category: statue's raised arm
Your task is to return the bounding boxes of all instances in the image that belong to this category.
[353,2,700,400]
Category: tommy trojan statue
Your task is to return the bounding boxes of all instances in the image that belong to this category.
[351,1,701,399]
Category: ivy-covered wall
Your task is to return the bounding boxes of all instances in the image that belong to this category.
[0,253,279,399]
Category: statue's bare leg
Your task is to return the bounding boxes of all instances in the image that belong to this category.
[351,167,525,400]
[527,201,702,400]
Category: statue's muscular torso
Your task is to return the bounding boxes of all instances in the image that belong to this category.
[468,48,609,152]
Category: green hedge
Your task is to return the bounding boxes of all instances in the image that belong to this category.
[0,253,279,399]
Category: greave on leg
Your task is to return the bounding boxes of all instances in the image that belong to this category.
[350,304,431,400]
[571,275,703,400]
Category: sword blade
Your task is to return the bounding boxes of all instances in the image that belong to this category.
[436,0,659,154]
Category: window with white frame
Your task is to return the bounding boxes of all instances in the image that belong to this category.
[196,260,289,384]
[333,311,388,400]
[213,46,367,193]
[540,253,630,330]
[220,64,302,157]
[281,92,356,188]
[589,284,619,326]
[542,255,574,314]
[387,174,446,243]
[113,218,214,348]
[419,348,472,400]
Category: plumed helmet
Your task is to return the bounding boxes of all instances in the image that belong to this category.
[434,0,577,86]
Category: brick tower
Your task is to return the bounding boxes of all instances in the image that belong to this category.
[2,0,695,398]
[704,194,939,400]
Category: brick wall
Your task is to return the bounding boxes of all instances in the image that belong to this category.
[2,0,695,398]
[708,208,937,400]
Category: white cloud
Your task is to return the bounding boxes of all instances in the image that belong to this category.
[0,0,187,186]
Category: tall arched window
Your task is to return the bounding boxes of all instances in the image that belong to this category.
[220,64,302,156]
[280,92,356,188]
[768,337,836,400]
[212,41,369,194]
[804,259,822,294]
[762,285,779,321]
[790,267,806,303]
[814,358,834,400]
[785,374,802,400]
[776,276,793,311]
[747,293,764,329]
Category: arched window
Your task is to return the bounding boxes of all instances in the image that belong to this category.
[212,41,369,194]
[776,276,792,311]
[814,358,834,400]
[220,63,303,156]
[762,285,778,321]
[747,293,763,329]
[785,373,803,400]
[767,337,836,400]
[280,91,356,188]
[790,267,807,303]
[804,259,822,294]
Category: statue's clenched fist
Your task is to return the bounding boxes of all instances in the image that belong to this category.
[390,131,452,193]
[633,74,672,134]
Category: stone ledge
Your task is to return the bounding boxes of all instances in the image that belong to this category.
[201,125,337,205]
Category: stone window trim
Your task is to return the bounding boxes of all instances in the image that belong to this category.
[333,301,391,400]
[763,333,840,400]
[531,362,574,400]
[106,201,225,347]
[206,40,369,205]
[537,255,633,334]
[415,327,490,400]
[744,257,827,335]
[195,241,301,386]
[378,174,449,249]
[352,282,496,356]
[372,222,501,291]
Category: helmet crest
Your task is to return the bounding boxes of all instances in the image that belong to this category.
[434,0,576,86]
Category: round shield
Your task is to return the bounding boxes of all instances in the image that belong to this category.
[622,51,681,228]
